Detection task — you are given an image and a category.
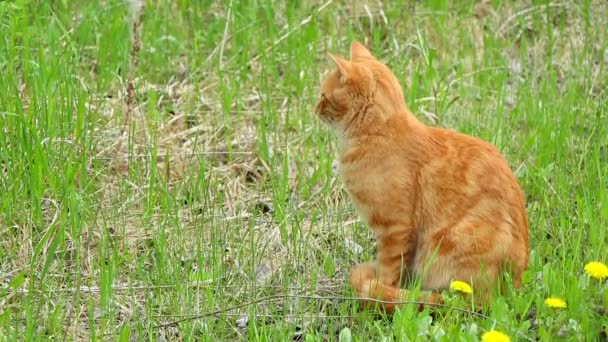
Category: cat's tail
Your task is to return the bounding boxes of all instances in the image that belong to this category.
[349,264,443,314]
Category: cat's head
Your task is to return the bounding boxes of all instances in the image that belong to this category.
[315,42,406,130]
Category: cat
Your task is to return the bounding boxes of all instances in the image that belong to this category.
[315,41,529,313]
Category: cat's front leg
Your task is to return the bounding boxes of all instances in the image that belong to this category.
[376,227,416,287]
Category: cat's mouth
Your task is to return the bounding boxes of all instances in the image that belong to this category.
[315,94,326,112]
[315,94,331,122]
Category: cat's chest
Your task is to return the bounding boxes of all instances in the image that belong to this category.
[338,159,393,209]
[337,146,417,224]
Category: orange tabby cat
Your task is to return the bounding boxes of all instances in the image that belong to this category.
[316,42,529,313]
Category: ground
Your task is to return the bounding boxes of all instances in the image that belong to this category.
[0,0,607,340]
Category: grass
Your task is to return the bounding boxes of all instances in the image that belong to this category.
[0,0,607,340]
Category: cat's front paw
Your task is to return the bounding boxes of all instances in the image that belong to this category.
[349,263,377,295]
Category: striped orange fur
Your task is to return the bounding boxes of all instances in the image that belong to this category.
[316,42,529,313]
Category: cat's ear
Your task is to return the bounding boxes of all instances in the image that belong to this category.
[350,41,373,59]
[328,53,351,81]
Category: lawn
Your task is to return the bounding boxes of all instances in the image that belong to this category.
[0,0,607,340]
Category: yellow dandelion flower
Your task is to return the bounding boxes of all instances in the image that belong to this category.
[449,280,473,294]
[544,297,567,309]
[481,330,511,342]
[584,261,608,280]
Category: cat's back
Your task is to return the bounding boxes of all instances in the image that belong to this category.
[419,125,528,229]
[424,126,521,186]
